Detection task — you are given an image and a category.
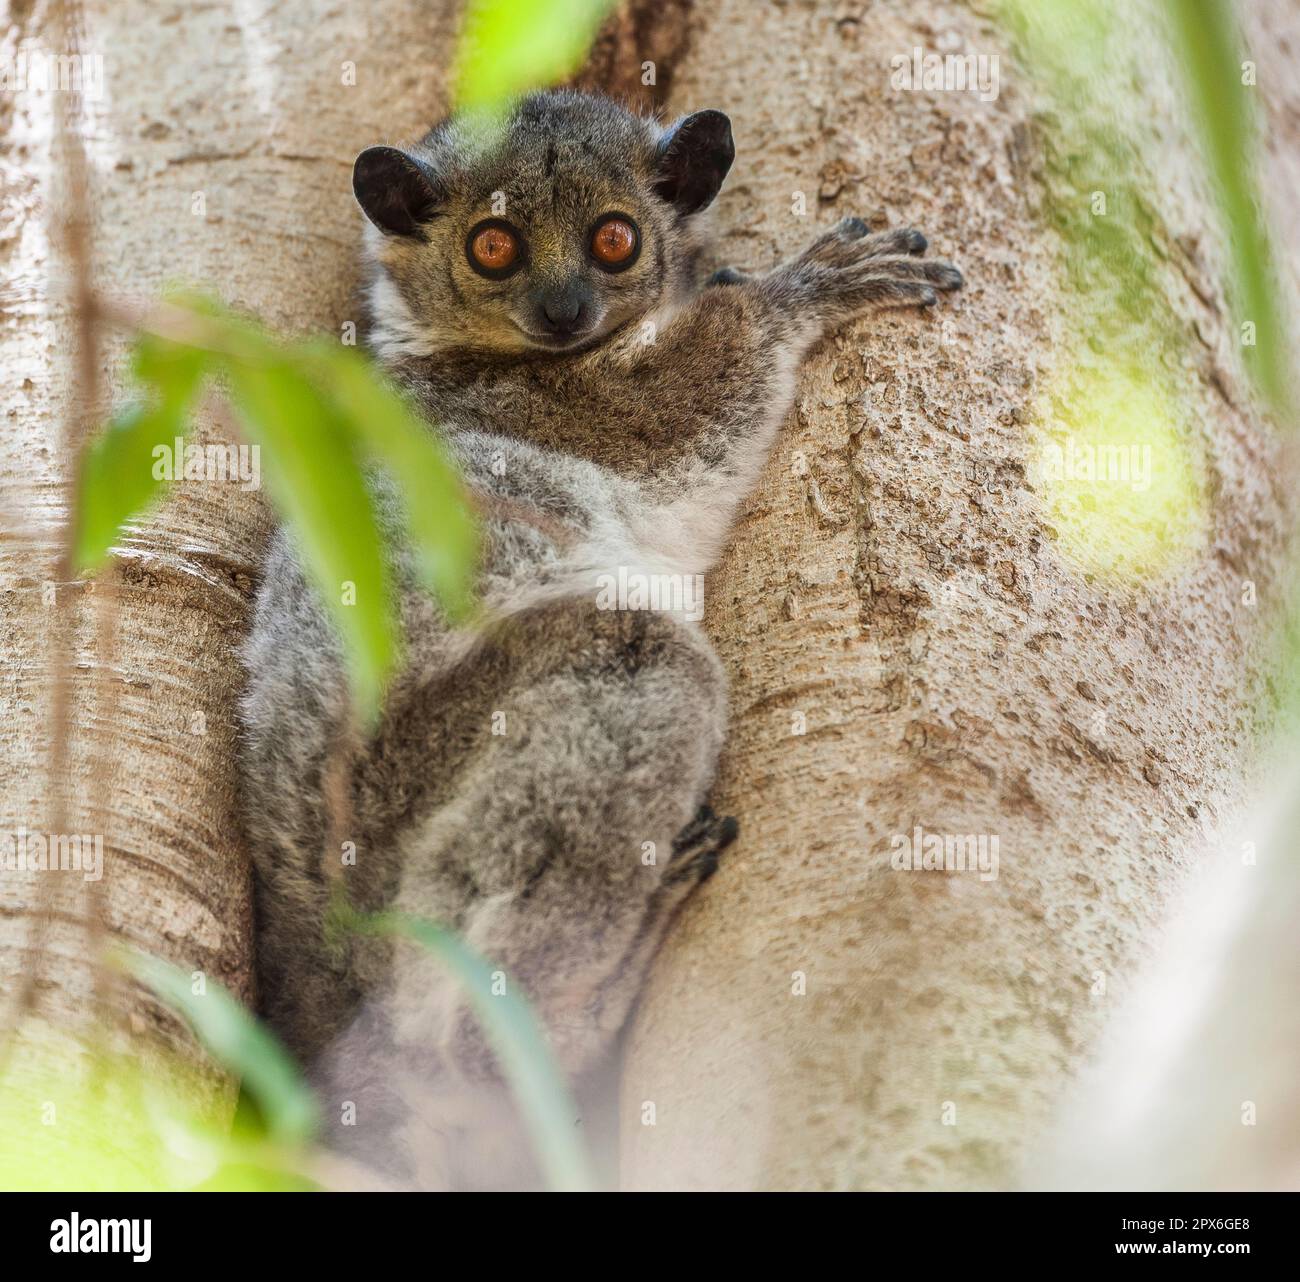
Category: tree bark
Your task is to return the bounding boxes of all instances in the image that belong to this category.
[620,0,1295,1191]
[0,0,460,1104]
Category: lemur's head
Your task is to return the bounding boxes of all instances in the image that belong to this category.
[354,90,733,359]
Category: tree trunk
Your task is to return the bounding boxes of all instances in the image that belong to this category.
[0,0,461,1108]
[620,0,1294,1191]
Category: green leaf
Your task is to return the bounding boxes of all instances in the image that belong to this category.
[73,337,208,573]
[314,346,478,621]
[454,0,619,112]
[226,356,397,725]
[347,908,598,1192]
[76,293,480,726]
[121,951,319,1148]
[1163,0,1292,417]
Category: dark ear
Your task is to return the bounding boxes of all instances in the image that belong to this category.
[352,145,442,237]
[653,110,734,215]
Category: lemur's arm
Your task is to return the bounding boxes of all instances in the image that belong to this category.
[592,218,961,494]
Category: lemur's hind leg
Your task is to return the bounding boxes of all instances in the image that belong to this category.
[667,803,739,885]
[378,601,731,1082]
[581,803,738,1060]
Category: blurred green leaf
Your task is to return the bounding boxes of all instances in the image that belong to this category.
[313,346,478,622]
[73,335,208,573]
[999,0,1292,418]
[76,293,481,726]
[347,908,598,1192]
[123,951,319,1149]
[226,356,397,725]
[1163,0,1291,417]
[454,0,619,112]
[995,0,1176,346]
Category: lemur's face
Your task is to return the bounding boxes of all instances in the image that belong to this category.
[354,91,733,357]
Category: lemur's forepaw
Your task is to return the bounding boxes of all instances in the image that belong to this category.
[666,804,739,884]
[795,220,962,311]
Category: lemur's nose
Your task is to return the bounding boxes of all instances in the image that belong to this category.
[544,298,583,331]
[536,282,589,336]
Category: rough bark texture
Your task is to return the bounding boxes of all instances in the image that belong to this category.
[620,0,1295,1191]
[570,0,693,112]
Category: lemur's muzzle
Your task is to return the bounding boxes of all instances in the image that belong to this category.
[531,279,593,339]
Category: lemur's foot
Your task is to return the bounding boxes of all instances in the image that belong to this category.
[707,265,749,287]
[796,217,962,309]
[666,804,739,884]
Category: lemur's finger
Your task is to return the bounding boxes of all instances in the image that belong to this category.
[929,261,963,290]
[798,215,871,263]
[852,256,963,290]
[914,258,963,290]
[880,281,939,308]
[860,226,928,257]
[802,222,934,268]
[838,276,941,308]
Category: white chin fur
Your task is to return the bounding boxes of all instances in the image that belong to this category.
[367,270,437,362]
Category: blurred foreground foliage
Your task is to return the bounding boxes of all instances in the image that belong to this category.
[453,0,619,112]
[1030,362,1206,582]
[995,0,1292,590]
[1,933,595,1191]
[0,988,314,1192]
[1162,0,1290,416]
[998,0,1288,413]
[76,293,477,726]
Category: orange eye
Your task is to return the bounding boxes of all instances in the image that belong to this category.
[468,222,520,276]
[591,216,639,270]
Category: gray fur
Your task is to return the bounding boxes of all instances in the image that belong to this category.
[238,89,961,1189]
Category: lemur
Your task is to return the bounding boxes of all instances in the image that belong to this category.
[238,89,962,1188]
